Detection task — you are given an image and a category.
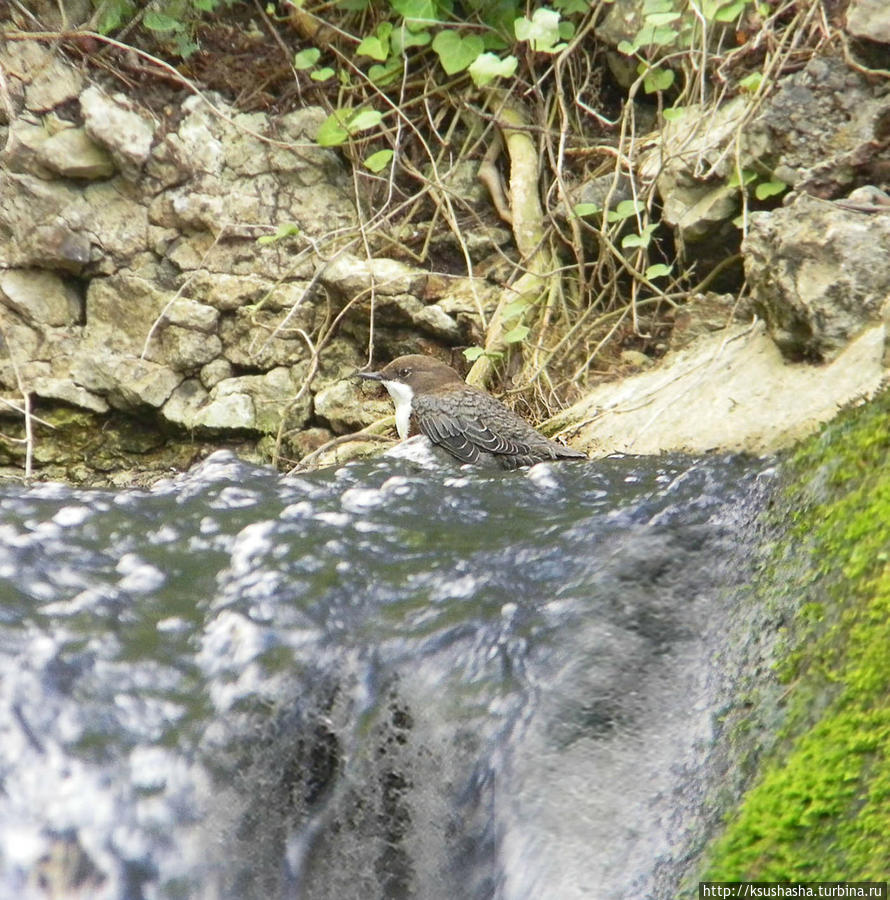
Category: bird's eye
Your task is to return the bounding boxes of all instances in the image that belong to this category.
[398,367,410,378]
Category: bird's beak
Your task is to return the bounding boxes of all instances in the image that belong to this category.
[355,369,384,382]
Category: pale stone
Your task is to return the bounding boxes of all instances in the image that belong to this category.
[80,86,155,177]
[565,322,888,458]
[322,254,427,297]
[31,377,109,413]
[39,128,115,180]
[0,269,81,326]
[161,379,209,426]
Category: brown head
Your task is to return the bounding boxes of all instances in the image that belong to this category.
[356,355,466,394]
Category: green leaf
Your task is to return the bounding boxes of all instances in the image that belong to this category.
[391,0,440,27]
[712,0,747,22]
[256,223,301,245]
[194,0,217,11]
[558,21,575,40]
[645,263,672,279]
[755,179,787,200]
[728,168,757,188]
[515,7,564,53]
[143,11,182,31]
[622,224,658,248]
[643,0,674,13]
[294,47,321,70]
[357,36,388,60]
[572,202,602,217]
[392,26,431,53]
[636,23,679,46]
[368,60,401,85]
[616,39,638,55]
[310,67,336,81]
[642,64,675,93]
[738,71,763,92]
[501,298,530,320]
[645,11,682,26]
[463,346,486,361]
[364,149,394,172]
[432,30,485,74]
[348,109,384,133]
[503,324,530,343]
[554,0,588,14]
[316,111,351,146]
[662,105,685,121]
[606,198,643,222]
[468,52,518,87]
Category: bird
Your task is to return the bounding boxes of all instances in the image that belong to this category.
[357,354,586,469]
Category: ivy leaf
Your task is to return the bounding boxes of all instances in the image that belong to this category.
[144,11,182,31]
[617,39,638,55]
[554,0,588,14]
[645,263,672,279]
[316,111,351,146]
[662,105,686,121]
[256,223,301,245]
[642,65,675,93]
[622,224,658,248]
[503,324,530,344]
[755,179,787,200]
[368,60,401,85]
[316,108,382,146]
[357,36,388,60]
[739,71,763,92]
[294,48,321,70]
[728,168,757,188]
[432,30,485,74]
[501,298,530,320]
[468,52,518,87]
[606,199,643,222]
[392,0,441,28]
[463,346,486,361]
[348,109,384,133]
[311,67,336,82]
[514,7,564,53]
[645,11,681,26]
[573,202,601,217]
[364,149,394,172]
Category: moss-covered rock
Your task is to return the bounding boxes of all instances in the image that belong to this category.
[702,389,890,880]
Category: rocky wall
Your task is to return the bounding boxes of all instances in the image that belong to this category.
[0,40,495,482]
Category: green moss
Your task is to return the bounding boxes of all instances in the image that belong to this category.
[703,390,890,880]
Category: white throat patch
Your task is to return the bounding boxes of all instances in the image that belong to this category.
[381,380,414,440]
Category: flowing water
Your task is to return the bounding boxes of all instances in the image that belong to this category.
[0,448,775,900]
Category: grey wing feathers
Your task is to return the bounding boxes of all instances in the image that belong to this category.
[415,390,578,467]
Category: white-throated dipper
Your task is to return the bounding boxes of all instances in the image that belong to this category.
[357,354,586,469]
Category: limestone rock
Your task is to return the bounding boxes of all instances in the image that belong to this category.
[38,127,116,180]
[71,354,182,410]
[6,42,84,112]
[752,53,890,195]
[322,254,427,298]
[200,358,234,388]
[744,192,890,360]
[31,377,109,413]
[161,378,209,427]
[219,307,314,369]
[80,86,155,178]
[846,0,890,44]
[190,367,310,432]
[639,96,760,241]
[565,321,888,457]
[315,378,391,434]
[0,269,81,327]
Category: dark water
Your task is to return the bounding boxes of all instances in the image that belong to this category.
[0,448,774,900]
